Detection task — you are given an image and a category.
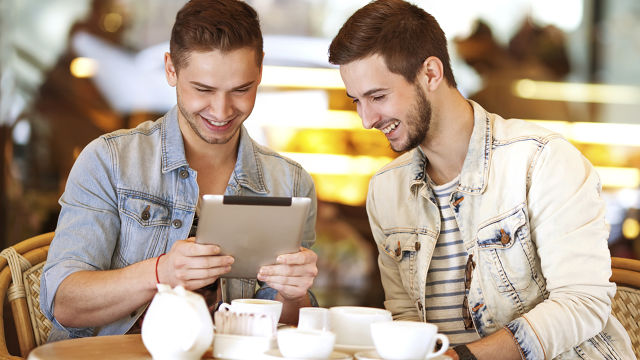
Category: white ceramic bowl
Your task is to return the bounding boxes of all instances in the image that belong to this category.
[213,333,275,360]
[277,328,336,359]
[329,306,392,347]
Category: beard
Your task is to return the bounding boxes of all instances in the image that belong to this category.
[176,93,241,145]
[391,83,432,153]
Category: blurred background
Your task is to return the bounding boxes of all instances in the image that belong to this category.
[1,0,640,309]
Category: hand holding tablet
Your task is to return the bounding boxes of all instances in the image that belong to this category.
[195,195,312,279]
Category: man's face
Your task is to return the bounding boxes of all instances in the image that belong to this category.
[340,54,431,153]
[165,48,262,146]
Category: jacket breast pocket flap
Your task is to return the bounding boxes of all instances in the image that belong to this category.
[120,195,171,227]
[476,209,527,250]
[381,232,419,261]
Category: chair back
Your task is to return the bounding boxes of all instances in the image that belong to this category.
[610,256,640,360]
[0,232,54,359]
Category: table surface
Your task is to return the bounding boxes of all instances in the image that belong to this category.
[27,334,215,360]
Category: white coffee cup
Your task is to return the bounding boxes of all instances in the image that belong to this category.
[219,298,283,326]
[370,321,449,360]
[277,328,336,359]
[329,306,392,347]
[298,307,330,331]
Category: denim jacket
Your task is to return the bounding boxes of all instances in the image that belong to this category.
[41,106,317,340]
[366,101,633,359]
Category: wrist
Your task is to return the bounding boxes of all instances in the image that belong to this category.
[453,344,478,360]
[155,253,166,285]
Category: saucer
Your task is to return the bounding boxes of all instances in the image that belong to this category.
[353,350,452,360]
[263,349,352,359]
[333,344,376,356]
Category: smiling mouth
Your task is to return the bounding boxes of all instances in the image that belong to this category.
[380,120,400,134]
[200,114,234,128]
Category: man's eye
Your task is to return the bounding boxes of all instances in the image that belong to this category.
[195,88,210,92]
[351,98,359,104]
[235,88,250,94]
[372,95,385,102]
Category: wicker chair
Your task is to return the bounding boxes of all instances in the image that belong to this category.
[610,256,640,359]
[0,232,54,359]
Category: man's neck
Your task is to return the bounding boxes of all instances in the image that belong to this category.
[177,116,240,172]
[420,89,474,185]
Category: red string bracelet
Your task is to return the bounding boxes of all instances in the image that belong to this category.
[155,253,166,284]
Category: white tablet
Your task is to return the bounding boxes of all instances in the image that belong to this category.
[195,195,312,278]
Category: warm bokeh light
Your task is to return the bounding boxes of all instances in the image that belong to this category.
[69,57,98,78]
[103,12,123,33]
[594,167,640,189]
[623,218,640,239]
[261,66,344,89]
[513,79,640,104]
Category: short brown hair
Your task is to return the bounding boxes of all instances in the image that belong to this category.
[170,0,263,72]
[329,0,456,87]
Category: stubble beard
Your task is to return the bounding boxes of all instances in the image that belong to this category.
[176,94,240,145]
[391,83,432,153]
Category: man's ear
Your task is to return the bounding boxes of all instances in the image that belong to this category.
[164,52,177,87]
[420,56,444,92]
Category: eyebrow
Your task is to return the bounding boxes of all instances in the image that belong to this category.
[189,80,256,90]
[346,87,388,99]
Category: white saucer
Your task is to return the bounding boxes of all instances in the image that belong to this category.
[353,350,452,360]
[333,344,376,356]
[263,349,353,359]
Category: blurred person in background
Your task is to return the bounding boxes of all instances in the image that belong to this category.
[40,0,318,341]
[328,0,633,359]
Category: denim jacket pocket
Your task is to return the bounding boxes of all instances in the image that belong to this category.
[117,191,171,266]
[381,232,420,298]
[476,206,536,294]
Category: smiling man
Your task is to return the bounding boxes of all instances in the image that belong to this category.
[40,0,318,341]
[329,1,633,359]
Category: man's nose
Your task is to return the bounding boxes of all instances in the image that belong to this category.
[359,104,379,130]
[210,93,233,120]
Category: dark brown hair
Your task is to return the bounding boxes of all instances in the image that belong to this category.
[329,0,456,87]
[170,0,263,72]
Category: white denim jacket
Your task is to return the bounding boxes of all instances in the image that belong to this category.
[367,101,634,359]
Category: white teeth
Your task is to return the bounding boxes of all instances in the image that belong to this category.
[381,121,400,134]
[202,116,230,127]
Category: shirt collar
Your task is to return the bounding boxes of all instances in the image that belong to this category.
[161,106,189,173]
[160,107,267,194]
[407,100,491,194]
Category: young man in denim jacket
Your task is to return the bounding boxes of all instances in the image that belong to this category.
[41,0,318,340]
[329,0,633,359]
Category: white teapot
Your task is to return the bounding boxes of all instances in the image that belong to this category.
[142,284,214,360]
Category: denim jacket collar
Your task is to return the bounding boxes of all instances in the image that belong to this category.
[408,100,491,195]
[160,106,267,194]
[161,106,189,174]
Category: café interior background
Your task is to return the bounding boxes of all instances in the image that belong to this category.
[1,0,640,308]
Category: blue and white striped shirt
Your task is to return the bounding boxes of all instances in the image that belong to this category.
[425,176,479,346]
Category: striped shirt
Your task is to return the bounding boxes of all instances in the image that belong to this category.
[425,176,480,346]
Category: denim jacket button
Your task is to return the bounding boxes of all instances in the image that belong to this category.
[141,211,150,221]
[172,219,183,228]
[395,247,401,257]
[179,169,189,179]
[414,241,421,251]
[417,302,423,311]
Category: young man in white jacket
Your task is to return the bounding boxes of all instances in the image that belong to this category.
[329,0,634,359]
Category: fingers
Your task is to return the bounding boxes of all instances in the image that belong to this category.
[275,247,318,265]
[258,248,319,301]
[258,263,317,278]
[174,238,224,257]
